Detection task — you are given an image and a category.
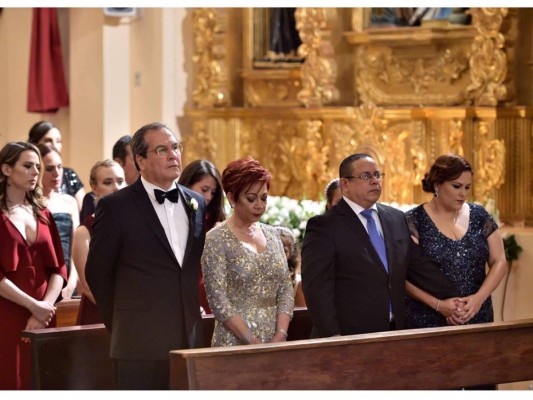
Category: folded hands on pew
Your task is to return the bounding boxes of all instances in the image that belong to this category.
[22,300,56,342]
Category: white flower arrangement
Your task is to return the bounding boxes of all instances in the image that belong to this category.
[260,196,418,240]
[260,196,326,239]
[224,195,418,241]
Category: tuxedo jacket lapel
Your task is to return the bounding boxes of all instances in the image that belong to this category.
[178,185,195,269]
[131,179,179,265]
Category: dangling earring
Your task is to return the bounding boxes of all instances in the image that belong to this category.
[434,188,439,198]
[230,203,234,209]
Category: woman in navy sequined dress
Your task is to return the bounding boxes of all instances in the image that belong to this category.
[405,154,507,328]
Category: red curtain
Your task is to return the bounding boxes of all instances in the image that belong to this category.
[27,8,69,113]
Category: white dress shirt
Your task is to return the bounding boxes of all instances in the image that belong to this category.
[343,196,385,238]
[141,176,189,266]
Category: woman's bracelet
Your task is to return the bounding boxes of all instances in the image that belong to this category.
[276,328,288,338]
[241,330,255,344]
[435,299,441,312]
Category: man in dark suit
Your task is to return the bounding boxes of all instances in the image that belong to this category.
[302,153,461,338]
[86,122,206,389]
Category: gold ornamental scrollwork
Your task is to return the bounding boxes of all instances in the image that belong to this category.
[449,119,465,156]
[466,8,509,106]
[182,121,217,165]
[473,121,506,204]
[292,120,330,199]
[254,120,296,197]
[351,103,417,204]
[356,45,471,106]
[192,8,231,108]
[409,120,427,186]
[386,129,412,204]
[366,48,469,96]
[324,122,357,180]
[295,8,339,107]
[243,74,301,107]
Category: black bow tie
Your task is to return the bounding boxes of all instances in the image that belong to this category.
[154,188,180,204]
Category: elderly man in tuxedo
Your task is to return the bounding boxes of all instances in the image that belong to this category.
[86,122,206,389]
[302,153,461,338]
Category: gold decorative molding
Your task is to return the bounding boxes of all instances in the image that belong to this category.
[183,105,531,225]
[295,8,340,107]
[192,8,231,108]
[242,70,301,107]
[182,121,217,164]
[364,47,469,96]
[351,8,370,32]
[294,119,329,199]
[350,25,475,106]
[466,8,510,106]
[409,120,428,187]
[473,120,506,204]
[255,119,297,197]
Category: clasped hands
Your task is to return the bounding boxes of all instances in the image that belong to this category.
[438,293,483,326]
[22,300,57,343]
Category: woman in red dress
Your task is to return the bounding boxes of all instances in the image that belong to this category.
[0,142,67,389]
[73,159,125,325]
[179,160,225,314]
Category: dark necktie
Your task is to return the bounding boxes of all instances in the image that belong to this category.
[154,188,180,204]
[360,209,388,272]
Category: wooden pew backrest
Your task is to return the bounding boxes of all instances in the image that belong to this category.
[169,318,533,390]
[55,298,81,327]
[22,307,311,389]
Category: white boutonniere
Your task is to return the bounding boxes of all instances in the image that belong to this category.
[188,198,198,212]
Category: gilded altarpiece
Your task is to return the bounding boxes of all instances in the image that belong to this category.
[182,8,533,226]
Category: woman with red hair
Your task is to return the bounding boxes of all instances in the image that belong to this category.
[201,157,294,346]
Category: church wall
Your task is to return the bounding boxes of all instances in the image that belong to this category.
[0,9,69,151]
[0,8,191,184]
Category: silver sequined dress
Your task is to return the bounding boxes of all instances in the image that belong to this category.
[201,221,294,347]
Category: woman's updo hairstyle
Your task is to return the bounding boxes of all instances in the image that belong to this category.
[421,153,473,193]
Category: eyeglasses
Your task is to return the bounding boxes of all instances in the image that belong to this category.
[148,143,183,157]
[343,171,385,181]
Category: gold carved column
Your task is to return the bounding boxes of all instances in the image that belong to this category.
[295,8,340,107]
[191,8,231,108]
[466,8,515,106]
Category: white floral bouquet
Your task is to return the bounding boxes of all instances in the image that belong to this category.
[260,196,417,241]
[224,195,418,241]
[260,196,326,240]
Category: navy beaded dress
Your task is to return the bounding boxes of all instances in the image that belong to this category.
[405,202,498,328]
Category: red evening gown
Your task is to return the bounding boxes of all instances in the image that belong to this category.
[0,208,67,390]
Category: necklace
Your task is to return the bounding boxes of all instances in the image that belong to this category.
[228,218,257,238]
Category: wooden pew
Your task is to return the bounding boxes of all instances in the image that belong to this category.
[21,307,311,389]
[23,324,115,389]
[55,298,81,327]
[169,318,533,390]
